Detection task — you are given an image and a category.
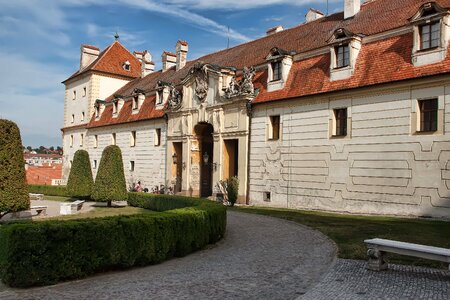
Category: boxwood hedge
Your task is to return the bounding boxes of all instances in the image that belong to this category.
[0,194,226,287]
[28,184,69,197]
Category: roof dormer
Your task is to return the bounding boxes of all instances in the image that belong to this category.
[132,88,145,114]
[112,96,124,117]
[265,47,294,92]
[327,28,362,81]
[410,2,449,67]
[155,81,170,110]
[94,99,105,119]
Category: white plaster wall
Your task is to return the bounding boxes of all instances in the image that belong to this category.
[249,80,450,218]
[62,128,88,179]
[64,75,91,127]
[87,120,167,191]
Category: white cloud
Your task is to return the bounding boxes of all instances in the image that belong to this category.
[160,0,338,10]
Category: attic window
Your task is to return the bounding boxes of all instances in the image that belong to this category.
[335,44,350,68]
[157,90,163,105]
[123,61,131,71]
[133,96,139,110]
[420,22,440,50]
[95,106,100,118]
[113,101,118,114]
[271,61,282,81]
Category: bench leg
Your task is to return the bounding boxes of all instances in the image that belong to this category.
[367,248,388,271]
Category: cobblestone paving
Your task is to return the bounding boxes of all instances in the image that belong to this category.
[0,211,336,300]
[301,259,450,300]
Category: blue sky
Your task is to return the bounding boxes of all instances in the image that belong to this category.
[0,0,341,147]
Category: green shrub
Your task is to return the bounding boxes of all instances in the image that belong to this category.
[226,176,239,207]
[0,194,226,287]
[28,184,68,197]
[67,150,93,199]
[0,119,29,218]
[92,145,127,206]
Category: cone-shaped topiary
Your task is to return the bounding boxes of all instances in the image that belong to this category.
[92,145,127,206]
[0,119,30,218]
[67,149,94,199]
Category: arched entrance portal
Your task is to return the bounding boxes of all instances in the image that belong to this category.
[194,123,214,197]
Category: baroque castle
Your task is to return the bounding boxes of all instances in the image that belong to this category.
[62,0,450,218]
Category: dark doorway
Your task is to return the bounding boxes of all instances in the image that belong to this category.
[172,142,183,193]
[194,123,214,197]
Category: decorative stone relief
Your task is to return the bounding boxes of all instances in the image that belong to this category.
[190,62,209,102]
[168,83,182,110]
[224,66,256,99]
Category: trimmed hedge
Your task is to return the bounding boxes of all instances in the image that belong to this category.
[0,194,226,287]
[0,119,29,216]
[92,145,128,205]
[67,150,93,199]
[28,184,69,197]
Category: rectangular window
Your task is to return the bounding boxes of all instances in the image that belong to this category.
[271,61,282,81]
[263,192,271,202]
[111,133,116,145]
[113,102,118,114]
[130,131,136,147]
[334,108,347,136]
[70,135,74,148]
[80,133,84,147]
[94,135,98,148]
[419,99,438,132]
[83,87,87,97]
[72,90,76,100]
[335,45,350,68]
[130,161,135,172]
[133,96,139,110]
[268,115,280,140]
[81,112,85,121]
[71,114,75,123]
[157,91,163,105]
[155,128,161,146]
[95,106,100,118]
[93,160,97,169]
[420,22,440,50]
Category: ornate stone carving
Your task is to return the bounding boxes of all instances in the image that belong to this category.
[224,66,256,99]
[168,83,182,110]
[192,62,209,102]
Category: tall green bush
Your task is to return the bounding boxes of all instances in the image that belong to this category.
[67,150,93,199]
[226,176,239,207]
[92,145,127,206]
[0,119,29,218]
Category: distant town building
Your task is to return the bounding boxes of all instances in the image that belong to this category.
[24,153,63,166]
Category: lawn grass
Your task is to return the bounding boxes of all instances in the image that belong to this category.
[231,206,450,269]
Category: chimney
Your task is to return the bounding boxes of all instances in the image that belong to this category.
[80,45,100,70]
[162,51,177,72]
[344,0,361,19]
[135,50,155,77]
[176,40,188,71]
[305,8,324,23]
[266,25,284,36]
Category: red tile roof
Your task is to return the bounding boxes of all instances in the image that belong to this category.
[86,0,450,125]
[63,41,141,83]
[26,165,62,185]
[82,44,99,50]
[87,95,165,128]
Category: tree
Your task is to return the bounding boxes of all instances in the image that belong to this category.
[26,146,32,151]
[92,145,127,206]
[49,146,55,151]
[0,119,30,218]
[67,150,94,199]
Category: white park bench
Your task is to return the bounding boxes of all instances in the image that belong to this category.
[60,200,85,215]
[29,193,44,200]
[365,238,450,271]
[30,205,47,217]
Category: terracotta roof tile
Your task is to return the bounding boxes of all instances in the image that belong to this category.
[63,41,141,82]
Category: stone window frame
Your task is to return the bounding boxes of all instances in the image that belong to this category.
[411,96,444,135]
[265,47,293,92]
[327,28,362,81]
[129,160,135,172]
[329,100,352,139]
[267,115,281,141]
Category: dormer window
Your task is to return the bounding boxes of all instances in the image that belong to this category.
[420,22,440,50]
[410,2,448,66]
[265,47,293,92]
[95,106,100,118]
[157,91,163,105]
[123,61,131,71]
[113,101,118,114]
[335,44,350,68]
[328,28,361,81]
[133,96,139,110]
[271,61,282,81]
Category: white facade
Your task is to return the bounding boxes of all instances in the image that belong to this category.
[249,77,450,217]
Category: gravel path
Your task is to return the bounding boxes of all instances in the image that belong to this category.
[0,211,337,300]
[300,259,450,300]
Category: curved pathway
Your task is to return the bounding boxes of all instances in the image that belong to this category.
[0,211,336,300]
